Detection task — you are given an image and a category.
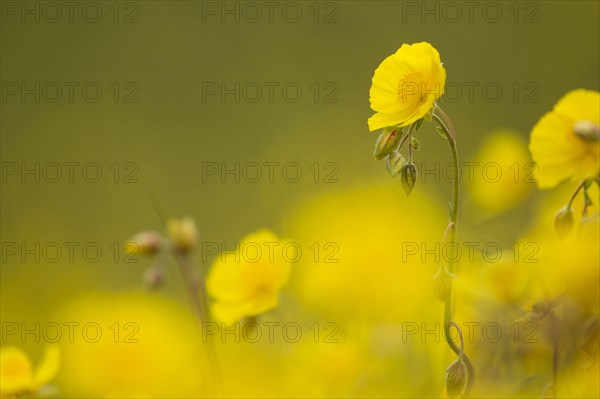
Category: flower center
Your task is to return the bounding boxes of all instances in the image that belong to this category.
[397,72,426,104]
[244,263,277,299]
[573,120,600,142]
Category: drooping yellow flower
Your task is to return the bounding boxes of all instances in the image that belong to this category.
[368,42,446,131]
[206,229,291,324]
[0,345,60,398]
[529,89,600,188]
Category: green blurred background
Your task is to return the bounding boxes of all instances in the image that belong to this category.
[1,0,599,395]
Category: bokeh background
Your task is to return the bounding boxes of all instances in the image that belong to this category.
[1,1,599,397]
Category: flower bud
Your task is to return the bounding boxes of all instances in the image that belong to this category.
[414,118,424,131]
[386,152,406,176]
[167,217,199,252]
[124,231,162,255]
[554,206,574,240]
[445,359,468,398]
[432,269,455,302]
[400,162,417,196]
[410,136,421,151]
[374,128,402,160]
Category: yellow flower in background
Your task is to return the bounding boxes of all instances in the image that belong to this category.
[467,130,533,214]
[206,229,291,324]
[56,292,206,398]
[0,345,60,398]
[529,89,600,188]
[368,42,446,131]
[285,182,443,323]
[524,182,600,312]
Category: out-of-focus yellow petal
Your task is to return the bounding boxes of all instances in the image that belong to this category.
[467,130,533,214]
[207,229,291,323]
[529,89,600,188]
[32,345,60,389]
[0,347,34,396]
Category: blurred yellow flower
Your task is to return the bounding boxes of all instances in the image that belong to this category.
[285,181,443,323]
[56,292,207,398]
[529,89,600,189]
[0,345,60,398]
[524,182,600,312]
[467,130,533,214]
[166,217,198,251]
[206,229,291,324]
[368,42,446,131]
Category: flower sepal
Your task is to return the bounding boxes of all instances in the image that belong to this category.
[374,127,403,160]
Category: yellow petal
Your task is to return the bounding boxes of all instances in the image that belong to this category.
[554,89,600,123]
[207,228,291,322]
[0,346,34,395]
[32,345,60,389]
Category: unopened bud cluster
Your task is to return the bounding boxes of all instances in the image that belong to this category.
[554,177,599,240]
[373,119,426,196]
[125,217,199,289]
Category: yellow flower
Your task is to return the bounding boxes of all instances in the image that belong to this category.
[56,292,207,398]
[0,345,60,398]
[206,229,291,324]
[368,42,446,131]
[467,130,533,215]
[529,89,600,188]
[285,182,443,323]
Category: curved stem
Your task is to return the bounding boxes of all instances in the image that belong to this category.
[433,105,475,395]
[567,180,586,209]
[447,321,465,361]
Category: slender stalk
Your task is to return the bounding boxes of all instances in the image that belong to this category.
[173,251,223,394]
[567,180,586,209]
[145,195,223,392]
[173,251,210,323]
[547,307,560,396]
[433,105,475,394]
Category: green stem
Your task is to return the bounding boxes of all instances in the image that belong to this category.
[567,180,586,210]
[174,251,210,323]
[433,105,475,395]
[173,251,223,394]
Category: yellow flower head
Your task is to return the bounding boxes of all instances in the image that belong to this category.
[206,229,291,324]
[368,42,446,131]
[0,345,60,397]
[529,89,600,189]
